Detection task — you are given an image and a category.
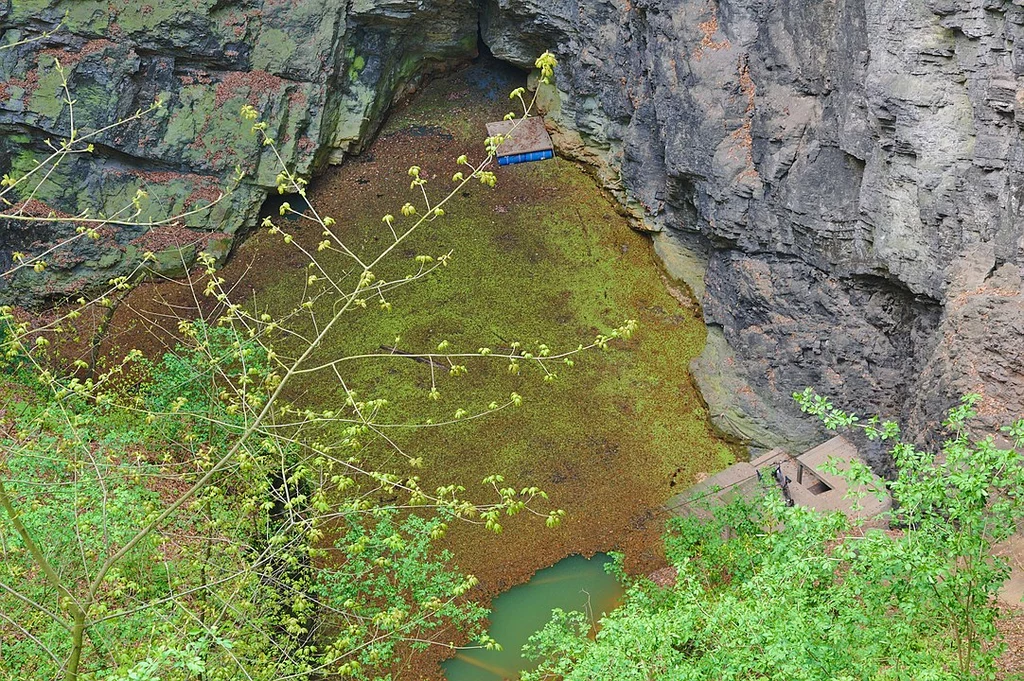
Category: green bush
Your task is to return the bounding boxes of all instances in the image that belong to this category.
[524,395,1024,681]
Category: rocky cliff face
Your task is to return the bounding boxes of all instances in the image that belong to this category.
[5,0,1024,448]
[483,0,1024,449]
[0,0,477,304]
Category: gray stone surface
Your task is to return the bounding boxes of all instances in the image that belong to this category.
[690,325,825,453]
[0,0,479,305]
[908,243,1024,439]
[482,0,1024,445]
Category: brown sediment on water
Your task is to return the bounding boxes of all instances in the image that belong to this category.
[83,57,737,680]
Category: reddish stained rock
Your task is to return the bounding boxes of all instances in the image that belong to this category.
[39,39,116,69]
[129,223,204,252]
[6,198,74,219]
[5,72,38,106]
[214,70,286,108]
[109,169,224,207]
[186,184,224,207]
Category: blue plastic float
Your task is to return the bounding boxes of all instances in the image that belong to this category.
[486,117,555,167]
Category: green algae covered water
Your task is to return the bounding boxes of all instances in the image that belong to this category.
[442,554,623,681]
[111,55,736,677]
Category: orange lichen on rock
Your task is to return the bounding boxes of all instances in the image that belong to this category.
[693,1,731,60]
[727,56,760,185]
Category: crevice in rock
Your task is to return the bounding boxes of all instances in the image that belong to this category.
[257,191,310,227]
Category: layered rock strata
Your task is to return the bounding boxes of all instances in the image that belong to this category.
[483,0,1024,447]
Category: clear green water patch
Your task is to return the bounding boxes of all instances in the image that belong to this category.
[442,554,623,681]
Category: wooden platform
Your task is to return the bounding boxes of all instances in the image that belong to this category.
[485,117,554,165]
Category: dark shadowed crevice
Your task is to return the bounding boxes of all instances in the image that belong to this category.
[256,192,310,226]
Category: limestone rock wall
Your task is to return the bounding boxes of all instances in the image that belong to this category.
[482,0,1024,444]
[0,0,477,304]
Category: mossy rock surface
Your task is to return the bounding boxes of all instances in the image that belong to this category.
[145,244,197,278]
[1,0,481,306]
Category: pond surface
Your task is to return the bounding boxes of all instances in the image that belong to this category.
[442,554,623,681]
[104,54,736,679]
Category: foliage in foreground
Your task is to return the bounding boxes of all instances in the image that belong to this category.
[524,395,1024,681]
[0,331,491,681]
[1,40,606,681]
